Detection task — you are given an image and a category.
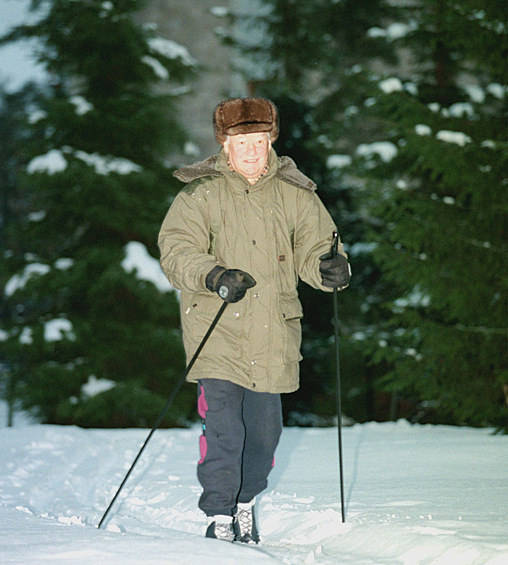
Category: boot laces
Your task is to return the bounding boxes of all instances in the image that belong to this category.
[236,506,253,537]
[213,521,235,542]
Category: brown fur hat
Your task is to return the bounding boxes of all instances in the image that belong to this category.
[213,97,279,144]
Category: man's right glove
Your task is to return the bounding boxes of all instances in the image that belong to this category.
[319,253,351,290]
[205,266,257,303]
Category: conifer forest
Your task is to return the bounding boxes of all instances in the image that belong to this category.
[0,0,506,431]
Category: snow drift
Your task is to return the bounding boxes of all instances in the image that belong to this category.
[0,408,506,565]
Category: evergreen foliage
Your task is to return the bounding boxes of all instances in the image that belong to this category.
[355,0,508,429]
[0,0,196,427]
[0,84,45,426]
[3,0,505,430]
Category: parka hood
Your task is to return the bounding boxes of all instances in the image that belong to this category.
[173,150,317,192]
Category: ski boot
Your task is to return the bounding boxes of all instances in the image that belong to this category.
[205,515,235,542]
[234,499,260,544]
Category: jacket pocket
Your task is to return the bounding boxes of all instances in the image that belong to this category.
[181,293,244,359]
[280,298,303,364]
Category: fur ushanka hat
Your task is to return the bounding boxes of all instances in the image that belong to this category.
[213,97,279,144]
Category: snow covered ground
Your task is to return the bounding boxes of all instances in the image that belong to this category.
[0,403,506,565]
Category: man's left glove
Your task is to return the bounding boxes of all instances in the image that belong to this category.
[319,253,351,290]
[205,266,257,303]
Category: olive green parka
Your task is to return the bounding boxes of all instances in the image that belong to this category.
[158,148,346,393]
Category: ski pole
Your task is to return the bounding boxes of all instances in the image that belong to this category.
[98,300,228,529]
[331,231,346,523]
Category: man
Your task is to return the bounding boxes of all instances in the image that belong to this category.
[158,97,350,543]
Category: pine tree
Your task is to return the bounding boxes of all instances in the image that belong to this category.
[0,0,197,427]
[355,0,508,428]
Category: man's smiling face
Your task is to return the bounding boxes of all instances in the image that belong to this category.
[224,132,271,184]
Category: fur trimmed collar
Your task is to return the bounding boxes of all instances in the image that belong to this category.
[173,153,317,192]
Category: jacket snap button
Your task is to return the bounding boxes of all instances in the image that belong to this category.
[252,240,256,245]
[251,383,256,388]
[245,189,249,194]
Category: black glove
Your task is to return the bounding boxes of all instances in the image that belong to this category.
[319,253,351,289]
[206,266,257,303]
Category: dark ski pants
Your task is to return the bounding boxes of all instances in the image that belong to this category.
[197,378,283,517]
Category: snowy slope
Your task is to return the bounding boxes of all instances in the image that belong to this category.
[0,412,506,565]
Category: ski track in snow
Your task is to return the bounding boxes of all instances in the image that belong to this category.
[0,418,507,565]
